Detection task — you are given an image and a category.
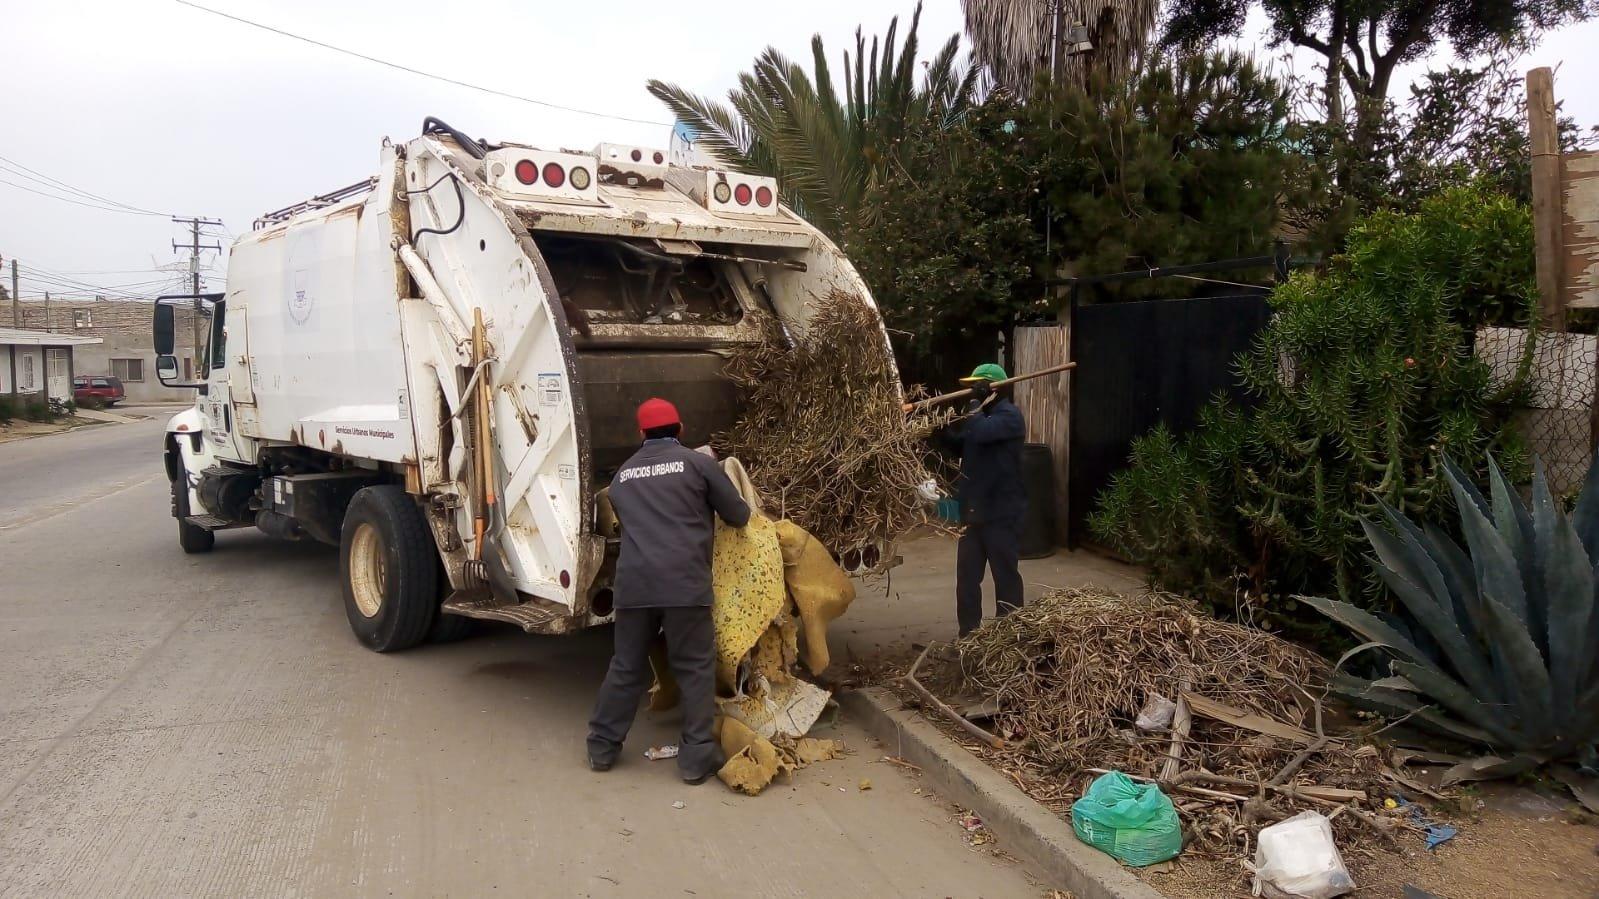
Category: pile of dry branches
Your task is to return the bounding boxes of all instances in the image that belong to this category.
[718,290,952,555]
[948,587,1392,857]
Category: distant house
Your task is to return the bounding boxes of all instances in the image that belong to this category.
[16,298,199,403]
[0,327,102,406]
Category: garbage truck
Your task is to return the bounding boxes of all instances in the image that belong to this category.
[153,118,897,651]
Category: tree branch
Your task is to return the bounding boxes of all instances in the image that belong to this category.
[1287,25,1334,58]
[1376,0,1442,70]
[1344,26,1369,84]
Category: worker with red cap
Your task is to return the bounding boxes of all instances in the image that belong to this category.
[587,397,751,783]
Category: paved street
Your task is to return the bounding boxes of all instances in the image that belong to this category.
[0,412,169,530]
[0,418,1038,897]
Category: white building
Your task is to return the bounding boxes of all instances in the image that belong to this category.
[0,328,102,406]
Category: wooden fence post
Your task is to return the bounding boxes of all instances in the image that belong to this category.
[1528,67,1565,328]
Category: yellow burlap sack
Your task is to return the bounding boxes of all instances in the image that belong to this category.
[774,519,856,675]
[715,715,792,796]
[710,513,785,693]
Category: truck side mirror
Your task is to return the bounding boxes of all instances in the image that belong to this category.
[156,354,179,382]
[153,304,176,355]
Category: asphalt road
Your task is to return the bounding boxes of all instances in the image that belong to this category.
[0,412,169,530]
[0,419,1037,897]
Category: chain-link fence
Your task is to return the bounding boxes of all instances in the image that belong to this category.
[1477,325,1596,494]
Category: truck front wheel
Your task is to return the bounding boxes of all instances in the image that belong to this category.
[340,485,439,652]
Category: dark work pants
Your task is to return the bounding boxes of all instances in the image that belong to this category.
[587,606,722,781]
[956,519,1023,637]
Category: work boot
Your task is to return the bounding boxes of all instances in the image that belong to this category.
[588,756,613,772]
[681,769,714,785]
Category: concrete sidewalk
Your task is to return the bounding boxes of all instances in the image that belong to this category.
[829,534,1144,664]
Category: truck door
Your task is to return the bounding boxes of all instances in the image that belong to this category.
[202,300,250,462]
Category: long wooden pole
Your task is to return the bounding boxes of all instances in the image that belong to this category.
[471,309,493,561]
[904,360,1078,413]
[1528,67,1565,329]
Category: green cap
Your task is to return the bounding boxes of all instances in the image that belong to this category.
[960,363,1008,384]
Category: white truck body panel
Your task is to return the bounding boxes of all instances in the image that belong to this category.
[169,127,895,634]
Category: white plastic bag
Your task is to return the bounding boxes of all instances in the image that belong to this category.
[915,478,941,504]
[1252,811,1355,899]
[1135,693,1177,732]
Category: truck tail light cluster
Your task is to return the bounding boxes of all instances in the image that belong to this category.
[671,168,780,216]
[592,143,669,188]
[486,148,599,205]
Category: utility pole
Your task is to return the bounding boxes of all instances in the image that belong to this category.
[172,216,223,365]
[43,292,50,331]
[6,257,15,328]
[1050,1,1066,82]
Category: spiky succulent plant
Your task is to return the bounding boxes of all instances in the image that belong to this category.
[1304,455,1599,783]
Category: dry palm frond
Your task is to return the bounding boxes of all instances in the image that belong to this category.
[961,0,1158,96]
[718,291,952,555]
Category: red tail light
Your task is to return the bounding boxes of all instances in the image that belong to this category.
[630,149,642,162]
[542,163,566,188]
[755,186,773,208]
[734,183,752,206]
[653,151,664,164]
[514,160,538,185]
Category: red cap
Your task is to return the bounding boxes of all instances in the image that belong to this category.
[636,397,680,431]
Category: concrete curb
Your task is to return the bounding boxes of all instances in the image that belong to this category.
[841,687,1165,899]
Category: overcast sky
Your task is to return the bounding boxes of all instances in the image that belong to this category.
[2,0,1596,301]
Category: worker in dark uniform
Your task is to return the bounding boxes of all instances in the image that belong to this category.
[587,397,751,783]
[949,363,1027,637]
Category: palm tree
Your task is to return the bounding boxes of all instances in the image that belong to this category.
[646,3,981,239]
[961,0,1158,96]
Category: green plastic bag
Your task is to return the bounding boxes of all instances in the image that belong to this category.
[1071,771,1183,866]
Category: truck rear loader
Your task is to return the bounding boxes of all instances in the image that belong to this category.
[154,118,897,651]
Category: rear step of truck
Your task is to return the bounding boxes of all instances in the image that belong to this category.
[442,590,585,635]
[185,514,236,530]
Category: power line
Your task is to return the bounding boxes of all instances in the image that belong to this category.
[0,153,167,215]
[18,275,185,297]
[17,261,194,294]
[13,251,225,293]
[175,0,672,128]
[0,176,166,216]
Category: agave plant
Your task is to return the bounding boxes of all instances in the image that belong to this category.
[1303,455,1599,783]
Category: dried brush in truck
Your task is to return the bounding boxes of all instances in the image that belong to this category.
[717,290,953,560]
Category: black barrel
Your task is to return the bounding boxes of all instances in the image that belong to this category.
[1020,443,1056,559]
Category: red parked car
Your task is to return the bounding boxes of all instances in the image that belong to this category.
[73,375,125,406]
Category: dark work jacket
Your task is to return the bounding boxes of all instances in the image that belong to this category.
[951,397,1027,526]
[607,438,751,609]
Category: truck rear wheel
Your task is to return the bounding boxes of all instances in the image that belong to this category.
[340,485,438,652]
[172,466,215,554]
[427,564,475,644]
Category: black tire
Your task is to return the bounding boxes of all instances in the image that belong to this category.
[428,612,475,643]
[172,465,215,554]
[427,561,475,644]
[339,485,439,652]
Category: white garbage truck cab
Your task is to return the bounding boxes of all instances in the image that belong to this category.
[155,118,896,651]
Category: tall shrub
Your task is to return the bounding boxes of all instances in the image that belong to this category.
[1091,185,1536,630]
[848,51,1299,382]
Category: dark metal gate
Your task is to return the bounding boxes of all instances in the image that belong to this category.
[1067,292,1273,544]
